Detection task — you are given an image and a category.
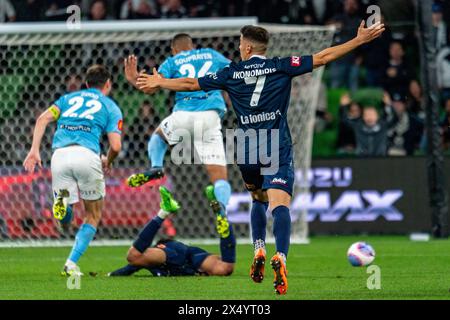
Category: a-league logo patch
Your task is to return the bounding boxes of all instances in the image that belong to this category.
[291,56,301,67]
[118,120,123,131]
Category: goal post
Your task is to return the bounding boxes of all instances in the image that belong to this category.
[0,19,334,246]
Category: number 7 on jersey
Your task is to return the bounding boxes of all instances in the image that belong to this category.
[245,76,266,107]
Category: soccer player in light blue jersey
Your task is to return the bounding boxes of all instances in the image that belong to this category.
[124,33,233,220]
[23,65,123,276]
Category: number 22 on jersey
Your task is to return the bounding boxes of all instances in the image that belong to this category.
[62,97,102,120]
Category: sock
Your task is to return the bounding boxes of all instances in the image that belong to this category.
[220,224,236,263]
[148,133,168,168]
[251,200,268,248]
[60,205,73,225]
[67,223,97,264]
[157,209,170,220]
[214,179,231,215]
[133,216,163,253]
[272,206,291,257]
[111,264,141,276]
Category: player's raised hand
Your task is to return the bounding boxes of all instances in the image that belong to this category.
[356,20,385,44]
[124,55,142,88]
[23,150,42,173]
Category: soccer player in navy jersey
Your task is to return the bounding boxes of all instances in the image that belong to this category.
[136,22,385,295]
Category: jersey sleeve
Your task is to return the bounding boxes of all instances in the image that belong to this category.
[106,102,124,135]
[198,67,229,92]
[279,55,313,77]
[158,59,172,78]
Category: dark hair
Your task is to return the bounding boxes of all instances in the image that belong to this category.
[240,25,270,46]
[172,33,193,46]
[85,64,111,88]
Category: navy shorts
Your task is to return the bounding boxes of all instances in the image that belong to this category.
[238,147,295,196]
[158,241,211,273]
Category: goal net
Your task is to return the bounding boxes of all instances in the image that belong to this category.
[0,19,334,245]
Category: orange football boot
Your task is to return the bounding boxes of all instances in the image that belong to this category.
[270,253,288,295]
[250,248,266,283]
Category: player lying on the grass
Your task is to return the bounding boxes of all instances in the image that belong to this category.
[23,65,123,276]
[109,186,235,277]
[123,33,232,218]
[135,21,385,294]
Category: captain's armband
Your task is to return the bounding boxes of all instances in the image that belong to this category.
[48,105,60,120]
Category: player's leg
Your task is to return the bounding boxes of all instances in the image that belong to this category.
[127,111,184,187]
[126,128,166,187]
[249,188,269,283]
[63,198,103,276]
[195,110,232,217]
[61,147,106,276]
[109,186,180,276]
[199,255,234,276]
[51,148,79,226]
[237,164,269,283]
[127,247,167,268]
[263,161,295,295]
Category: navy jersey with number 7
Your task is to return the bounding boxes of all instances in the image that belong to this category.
[198,55,313,160]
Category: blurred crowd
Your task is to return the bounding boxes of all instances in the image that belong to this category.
[1,0,450,157]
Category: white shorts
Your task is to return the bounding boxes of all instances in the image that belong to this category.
[159,110,226,166]
[51,146,105,204]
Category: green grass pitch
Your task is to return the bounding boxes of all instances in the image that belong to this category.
[0,236,449,300]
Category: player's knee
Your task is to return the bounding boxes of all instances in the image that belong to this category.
[126,247,142,265]
[250,189,268,203]
[222,264,234,276]
[215,263,234,276]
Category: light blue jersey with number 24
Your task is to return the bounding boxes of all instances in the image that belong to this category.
[52,88,123,154]
[158,48,230,117]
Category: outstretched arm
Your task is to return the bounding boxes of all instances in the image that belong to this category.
[23,106,59,172]
[313,21,385,69]
[124,55,160,95]
[137,68,201,92]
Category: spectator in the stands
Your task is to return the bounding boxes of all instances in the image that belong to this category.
[328,0,362,92]
[407,80,425,121]
[382,41,411,98]
[296,0,340,25]
[65,74,82,92]
[337,93,362,154]
[120,0,158,19]
[15,0,44,22]
[159,0,187,19]
[184,0,214,18]
[0,0,16,22]
[343,93,398,157]
[88,0,111,21]
[432,2,447,50]
[440,98,450,151]
[386,92,424,156]
[437,36,450,101]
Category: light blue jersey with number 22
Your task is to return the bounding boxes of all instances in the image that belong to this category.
[52,88,123,154]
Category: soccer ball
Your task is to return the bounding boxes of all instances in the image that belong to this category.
[347,242,375,267]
